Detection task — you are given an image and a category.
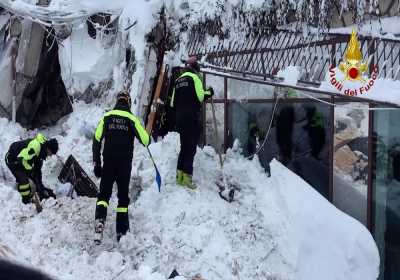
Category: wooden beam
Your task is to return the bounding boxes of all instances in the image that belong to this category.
[146,64,166,135]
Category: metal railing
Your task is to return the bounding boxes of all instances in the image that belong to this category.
[188,26,400,84]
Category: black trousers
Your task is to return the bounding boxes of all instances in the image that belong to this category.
[95,158,132,234]
[176,115,201,175]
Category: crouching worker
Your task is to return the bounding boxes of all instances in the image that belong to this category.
[4,133,58,204]
[92,91,150,243]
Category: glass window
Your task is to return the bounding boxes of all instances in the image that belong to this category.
[227,101,277,174]
[333,102,369,226]
[203,74,225,150]
[205,102,224,153]
[227,90,332,199]
[228,79,275,99]
[373,108,400,280]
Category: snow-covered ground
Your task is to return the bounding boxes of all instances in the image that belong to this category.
[0,101,380,279]
[0,0,385,279]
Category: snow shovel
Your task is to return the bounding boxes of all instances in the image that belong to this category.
[210,96,234,203]
[147,147,162,192]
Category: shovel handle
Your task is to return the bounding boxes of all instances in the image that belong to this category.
[210,97,223,168]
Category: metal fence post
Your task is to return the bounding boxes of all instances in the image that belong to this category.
[202,72,207,147]
[224,77,228,152]
[329,96,335,202]
[367,103,375,232]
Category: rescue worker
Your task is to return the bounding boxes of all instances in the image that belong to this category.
[170,56,214,189]
[4,133,58,204]
[92,91,150,242]
[0,258,55,280]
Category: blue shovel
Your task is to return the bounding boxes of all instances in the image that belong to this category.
[147,147,162,192]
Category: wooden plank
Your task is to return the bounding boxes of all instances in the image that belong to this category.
[146,63,165,135]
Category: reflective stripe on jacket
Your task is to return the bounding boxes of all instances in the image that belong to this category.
[17,133,47,170]
[93,104,150,163]
[170,71,211,108]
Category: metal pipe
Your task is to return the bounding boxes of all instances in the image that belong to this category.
[211,96,223,167]
[224,77,228,152]
[202,73,207,146]
[367,102,375,232]
[329,96,335,202]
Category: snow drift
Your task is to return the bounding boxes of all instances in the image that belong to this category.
[0,111,379,280]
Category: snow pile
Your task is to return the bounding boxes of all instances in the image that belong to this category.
[277,66,301,86]
[0,0,124,25]
[58,26,124,94]
[267,160,378,279]
[57,0,163,96]
[0,111,379,279]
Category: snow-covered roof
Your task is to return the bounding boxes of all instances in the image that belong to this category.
[0,0,123,25]
[329,16,400,40]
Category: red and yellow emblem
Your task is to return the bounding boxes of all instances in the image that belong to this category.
[328,29,378,96]
[338,30,368,82]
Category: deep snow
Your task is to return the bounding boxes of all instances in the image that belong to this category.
[0,103,379,279]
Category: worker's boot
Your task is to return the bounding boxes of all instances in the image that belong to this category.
[181,172,197,190]
[176,169,183,186]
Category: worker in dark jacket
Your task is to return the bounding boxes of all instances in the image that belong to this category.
[92,91,150,242]
[4,133,58,204]
[170,56,214,189]
[0,258,54,280]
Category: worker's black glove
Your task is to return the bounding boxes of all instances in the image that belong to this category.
[39,187,56,200]
[21,194,32,205]
[207,87,214,98]
[94,163,102,178]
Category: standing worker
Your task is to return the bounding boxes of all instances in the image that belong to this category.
[4,133,58,204]
[92,91,150,243]
[170,56,214,189]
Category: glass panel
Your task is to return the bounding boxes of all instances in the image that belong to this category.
[203,74,225,151]
[205,102,224,153]
[227,101,277,174]
[333,103,369,226]
[227,94,332,198]
[227,79,330,100]
[228,79,275,99]
[290,88,332,99]
[373,108,400,280]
